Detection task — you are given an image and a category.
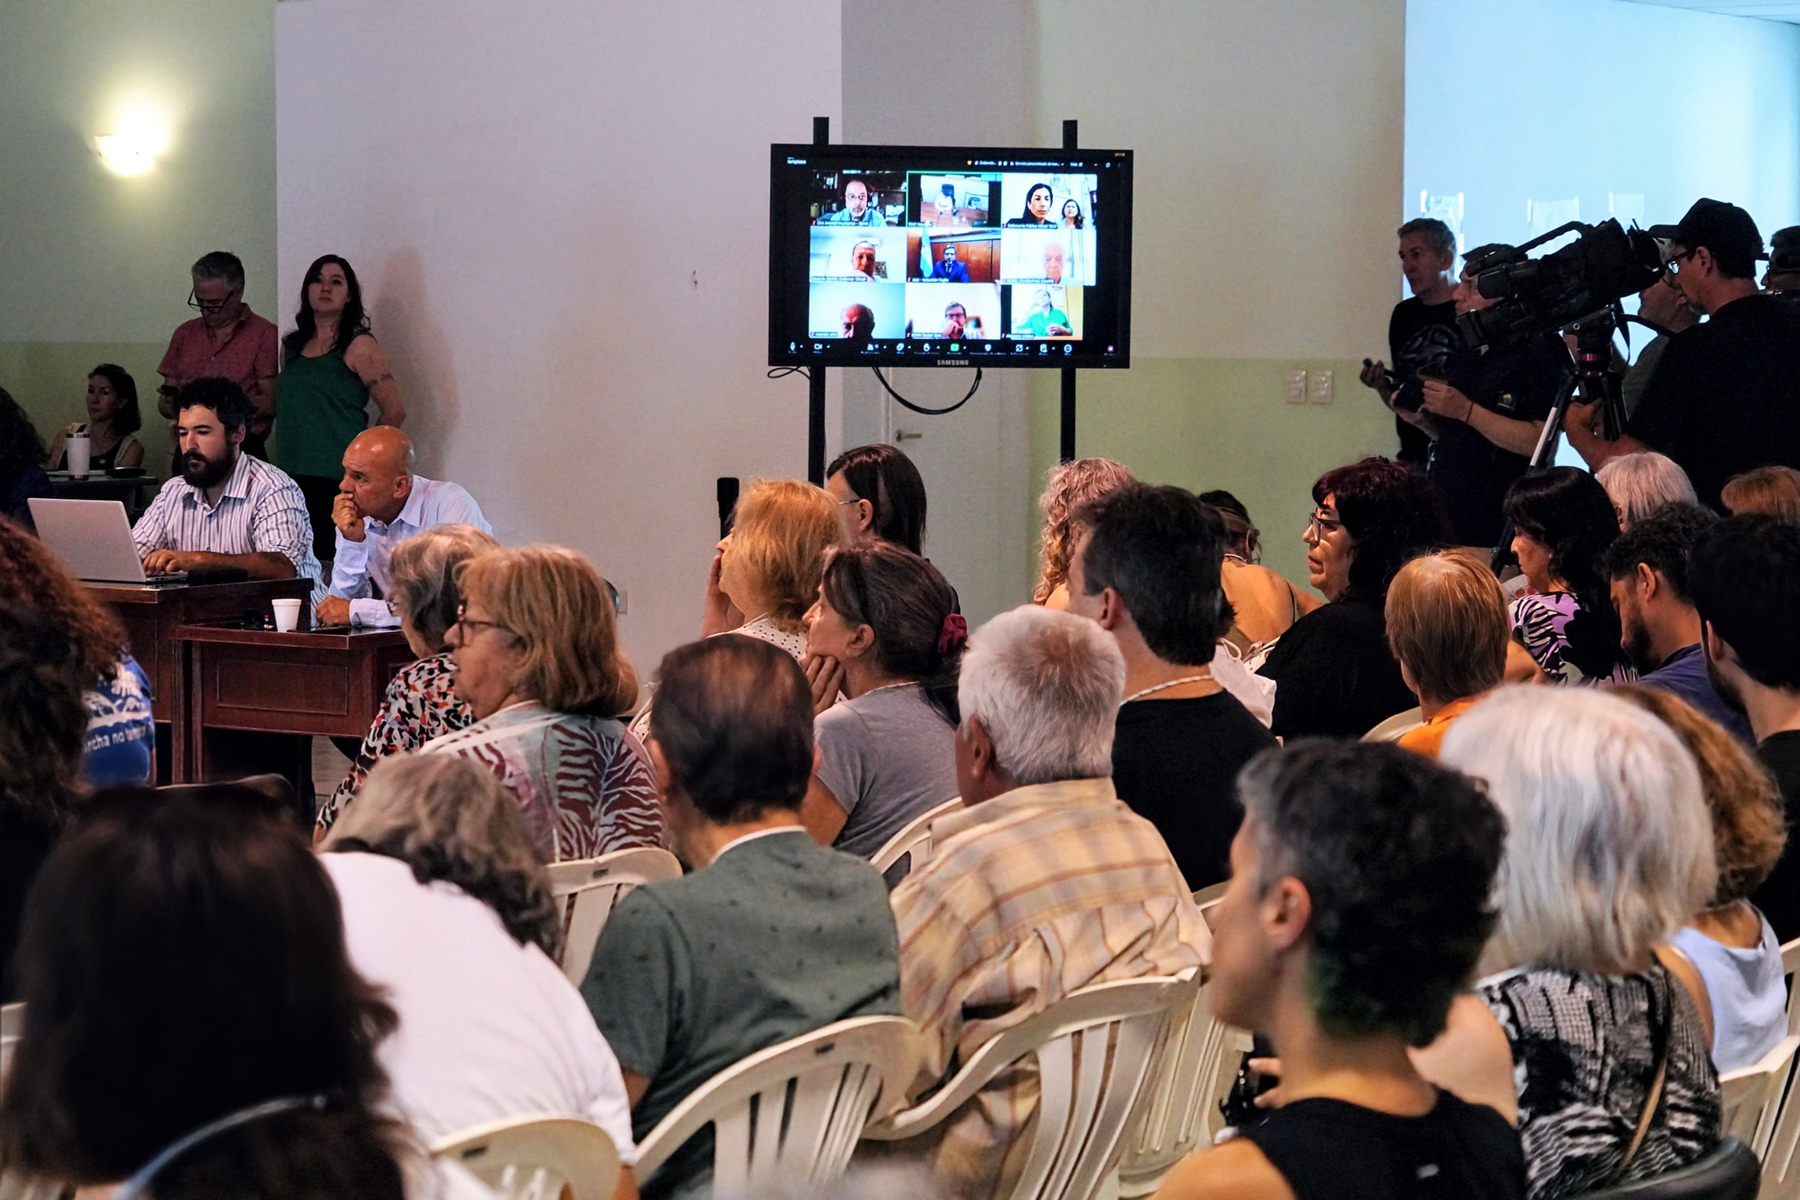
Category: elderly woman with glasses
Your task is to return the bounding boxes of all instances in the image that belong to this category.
[1257,457,1454,739]
[316,524,499,837]
[425,544,663,862]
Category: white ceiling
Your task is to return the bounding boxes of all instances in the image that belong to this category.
[1618,0,1800,22]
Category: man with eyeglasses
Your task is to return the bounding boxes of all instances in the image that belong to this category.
[156,251,280,461]
[1567,199,1800,508]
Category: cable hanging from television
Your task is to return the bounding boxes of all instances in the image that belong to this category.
[869,365,982,416]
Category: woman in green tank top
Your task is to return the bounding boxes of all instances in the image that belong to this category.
[277,254,407,561]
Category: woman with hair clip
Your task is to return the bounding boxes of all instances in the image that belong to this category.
[1503,467,1631,685]
[278,254,407,562]
[0,784,493,1200]
[799,542,965,861]
[45,365,145,473]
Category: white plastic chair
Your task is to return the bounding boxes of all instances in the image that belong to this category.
[1115,970,1219,1197]
[1759,941,1800,1198]
[431,1114,621,1200]
[869,796,964,879]
[864,977,1181,1200]
[0,1002,21,1087]
[547,847,681,985]
[633,1015,917,1198]
[1720,1033,1799,1149]
[1362,707,1424,743]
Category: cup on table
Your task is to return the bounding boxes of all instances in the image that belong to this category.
[271,598,302,632]
[66,435,91,479]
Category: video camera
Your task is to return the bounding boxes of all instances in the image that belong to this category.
[1456,218,1664,350]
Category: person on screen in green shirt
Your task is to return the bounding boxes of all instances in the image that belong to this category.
[580,634,900,1200]
[1022,288,1072,337]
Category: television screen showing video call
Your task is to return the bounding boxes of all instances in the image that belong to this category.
[768,144,1132,369]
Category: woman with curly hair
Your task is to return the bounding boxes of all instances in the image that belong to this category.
[319,754,639,1158]
[1257,457,1453,739]
[0,603,87,1002]
[1033,456,1135,607]
[1503,467,1631,685]
[0,387,53,530]
[0,516,155,786]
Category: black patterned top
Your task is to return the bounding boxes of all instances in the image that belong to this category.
[318,652,473,833]
[1479,963,1721,1200]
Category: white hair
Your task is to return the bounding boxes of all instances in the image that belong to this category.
[1595,452,1697,528]
[1440,686,1716,976]
[958,604,1125,786]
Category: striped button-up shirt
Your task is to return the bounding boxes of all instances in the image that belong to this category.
[887,776,1209,1196]
[131,452,325,604]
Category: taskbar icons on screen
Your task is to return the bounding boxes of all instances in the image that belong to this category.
[791,339,1092,358]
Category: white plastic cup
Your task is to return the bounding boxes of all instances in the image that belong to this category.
[271,598,302,632]
[66,435,91,479]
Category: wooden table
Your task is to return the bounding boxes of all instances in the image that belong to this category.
[174,621,415,788]
[89,579,317,780]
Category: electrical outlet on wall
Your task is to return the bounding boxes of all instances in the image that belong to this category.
[1309,369,1333,404]
[1284,369,1307,404]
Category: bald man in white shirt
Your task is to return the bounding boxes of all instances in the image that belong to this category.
[316,426,492,627]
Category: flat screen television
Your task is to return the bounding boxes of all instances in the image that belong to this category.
[768,144,1132,369]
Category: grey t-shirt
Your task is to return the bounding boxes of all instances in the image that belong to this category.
[582,829,900,1199]
[815,682,959,860]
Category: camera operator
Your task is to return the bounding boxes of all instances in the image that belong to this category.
[1412,247,1570,548]
[1767,227,1800,296]
[1358,218,1461,469]
[1621,275,1697,420]
[1568,199,1800,508]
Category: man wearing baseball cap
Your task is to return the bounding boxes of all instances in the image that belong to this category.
[1767,226,1800,295]
[1568,198,1800,509]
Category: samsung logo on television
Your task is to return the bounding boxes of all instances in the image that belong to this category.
[935,358,970,366]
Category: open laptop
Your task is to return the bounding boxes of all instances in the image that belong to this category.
[28,498,186,585]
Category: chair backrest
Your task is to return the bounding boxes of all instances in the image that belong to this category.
[0,1002,21,1087]
[865,977,1180,1200]
[1116,971,1219,1196]
[546,846,682,985]
[1568,1136,1760,1199]
[1761,950,1800,1199]
[634,1015,918,1198]
[869,796,963,879]
[1361,707,1424,743]
[1720,1033,1798,1147]
[431,1114,621,1200]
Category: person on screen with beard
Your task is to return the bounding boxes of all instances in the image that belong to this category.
[131,377,324,603]
[941,302,984,340]
[1359,219,1462,470]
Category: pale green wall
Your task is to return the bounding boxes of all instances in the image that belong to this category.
[0,0,276,472]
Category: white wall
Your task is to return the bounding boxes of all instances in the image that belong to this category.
[1407,0,1800,253]
[276,1,840,669]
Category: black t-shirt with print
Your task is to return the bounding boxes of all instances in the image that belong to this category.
[1388,297,1461,467]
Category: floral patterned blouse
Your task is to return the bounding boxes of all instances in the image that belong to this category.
[317,652,473,834]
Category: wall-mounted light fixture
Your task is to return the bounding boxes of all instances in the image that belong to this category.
[96,110,168,176]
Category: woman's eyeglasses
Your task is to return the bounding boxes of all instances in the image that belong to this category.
[454,604,515,640]
[1306,510,1345,538]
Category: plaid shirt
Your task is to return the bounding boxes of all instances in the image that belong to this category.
[888,776,1209,1196]
[131,451,324,604]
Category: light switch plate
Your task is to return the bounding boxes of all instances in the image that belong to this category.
[1284,369,1307,404]
[1309,369,1333,404]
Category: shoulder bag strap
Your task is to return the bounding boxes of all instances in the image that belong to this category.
[1612,973,1675,1181]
